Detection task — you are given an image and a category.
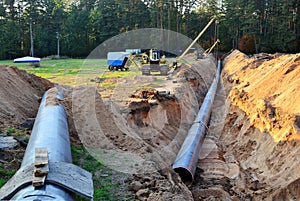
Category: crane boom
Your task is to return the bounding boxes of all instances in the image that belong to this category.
[178,17,216,61]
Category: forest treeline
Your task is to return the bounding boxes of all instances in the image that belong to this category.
[0,0,299,59]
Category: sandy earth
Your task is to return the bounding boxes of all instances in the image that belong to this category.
[0,51,299,200]
[216,50,300,200]
[224,50,300,142]
[0,65,53,180]
[0,65,53,129]
[191,50,299,201]
[57,55,216,200]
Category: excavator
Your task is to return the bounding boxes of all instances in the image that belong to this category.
[140,49,169,75]
[107,17,218,75]
[107,49,168,75]
[119,49,168,75]
[140,17,218,75]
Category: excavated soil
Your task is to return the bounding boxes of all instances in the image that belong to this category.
[0,65,53,178]
[191,50,299,201]
[0,65,53,129]
[0,50,299,200]
[59,55,217,200]
[224,50,300,142]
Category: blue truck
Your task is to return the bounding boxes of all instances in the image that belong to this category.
[107,52,129,71]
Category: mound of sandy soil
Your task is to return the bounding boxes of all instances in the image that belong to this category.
[0,65,53,181]
[223,50,300,142]
[192,50,299,201]
[0,65,53,129]
[58,56,217,200]
[221,50,300,200]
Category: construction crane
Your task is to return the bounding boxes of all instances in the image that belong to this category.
[205,39,220,55]
[178,17,216,61]
[107,17,217,75]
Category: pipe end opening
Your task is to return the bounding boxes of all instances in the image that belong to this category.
[173,167,193,184]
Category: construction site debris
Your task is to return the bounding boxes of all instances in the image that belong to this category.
[129,89,176,101]
[0,136,18,149]
[253,53,275,60]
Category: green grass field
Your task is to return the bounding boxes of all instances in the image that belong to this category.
[0,58,166,102]
[0,59,142,86]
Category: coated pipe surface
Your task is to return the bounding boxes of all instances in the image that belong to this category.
[172,60,221,182]
[11,89,74,200]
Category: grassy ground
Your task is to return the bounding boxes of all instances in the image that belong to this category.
[71,145,133,201]
[0,59,141,87]
[0,59,88,85]
[0,168,16,188]
[0,58,167,103]
[0,128,133,200]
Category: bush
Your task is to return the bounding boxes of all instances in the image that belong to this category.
[238,34,256,54]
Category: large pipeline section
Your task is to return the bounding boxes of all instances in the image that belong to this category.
[172,60,221,182]
[0,88,93,200]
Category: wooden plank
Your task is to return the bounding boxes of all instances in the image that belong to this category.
[34,148,48,167]
[47,162,93,199]
[33,148,49,187]
[32,175,46,187]
[34,164,49,177]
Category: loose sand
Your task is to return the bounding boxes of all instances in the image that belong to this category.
[0,51,299,200]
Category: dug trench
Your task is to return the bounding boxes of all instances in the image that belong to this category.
[48,51,300,200]
[191,50,299,201]
[59,55,217,200]
[0,50,299,200]
[0,56,217,200]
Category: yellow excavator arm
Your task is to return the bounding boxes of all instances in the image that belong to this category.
[205,39,220,54]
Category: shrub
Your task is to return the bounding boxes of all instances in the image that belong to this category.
[238,34,256,54]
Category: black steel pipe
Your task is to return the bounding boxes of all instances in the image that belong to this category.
[172,60,221,182]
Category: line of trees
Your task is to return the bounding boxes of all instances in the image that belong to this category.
[221,0,300,53]
[0,0,299,60]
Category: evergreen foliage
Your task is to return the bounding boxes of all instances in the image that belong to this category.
[0,0,299,59]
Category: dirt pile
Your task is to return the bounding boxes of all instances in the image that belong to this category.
[193,50,300,201]
[58,56,217,200]
[61,85,193,200]
[0,65,53,129]
[0,65,53,184]
[223,50,300,141]
[222,50,300,200]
